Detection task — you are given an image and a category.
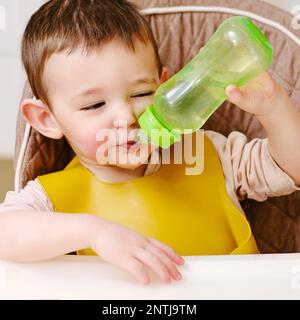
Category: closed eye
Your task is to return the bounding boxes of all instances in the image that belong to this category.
[81,101,105,111]
[132,91,154,98]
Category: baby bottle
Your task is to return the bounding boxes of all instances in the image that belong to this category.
[136,16,273,148]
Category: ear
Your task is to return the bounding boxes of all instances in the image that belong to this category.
[159,66,170,84]
[20,98,64,139]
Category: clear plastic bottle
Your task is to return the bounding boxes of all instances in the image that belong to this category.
[136,16,273,148]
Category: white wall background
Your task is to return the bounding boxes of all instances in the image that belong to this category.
[0,0,299,158]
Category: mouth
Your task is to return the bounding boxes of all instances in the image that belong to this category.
[118,140,140,150]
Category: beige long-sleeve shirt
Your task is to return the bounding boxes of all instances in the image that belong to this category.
[1,130,299,214]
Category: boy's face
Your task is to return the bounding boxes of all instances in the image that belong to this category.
[41,39,166,170]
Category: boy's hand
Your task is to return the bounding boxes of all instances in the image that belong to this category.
[89,217,185,285]
[225,70,300,185]
[225,71,281,116]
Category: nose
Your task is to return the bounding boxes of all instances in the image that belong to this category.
[112,103,137,129]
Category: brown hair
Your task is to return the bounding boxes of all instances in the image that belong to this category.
[21,0,162,107]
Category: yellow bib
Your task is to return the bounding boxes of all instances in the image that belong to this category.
[38,133,258,256]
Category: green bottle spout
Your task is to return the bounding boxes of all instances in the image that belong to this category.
[137,104,182,149]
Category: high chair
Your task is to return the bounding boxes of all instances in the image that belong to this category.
[14,0,300,253]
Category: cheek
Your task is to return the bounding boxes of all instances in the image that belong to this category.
[53,109,111,159]
[69,125,107,159]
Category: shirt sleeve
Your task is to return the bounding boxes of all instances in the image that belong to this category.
[205,130,300,202]
[0,178,54,213]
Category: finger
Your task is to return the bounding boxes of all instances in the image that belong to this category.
[225,84,242,103]
[136,249,172,284]
[226,71,272,104]
[148,237,185,265]
[225,83,264,111]
[146,244,182,281]
[123,257,151,285]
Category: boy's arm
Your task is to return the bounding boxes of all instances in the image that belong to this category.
[0,210,184,284]
[0,180,92,260]
[205,130,300,202]
[256,88,300,185]
[226,71,300,185]
[0,210,93,261]
[0,179,184,284]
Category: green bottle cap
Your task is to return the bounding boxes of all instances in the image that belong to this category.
[137,104,182,149]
